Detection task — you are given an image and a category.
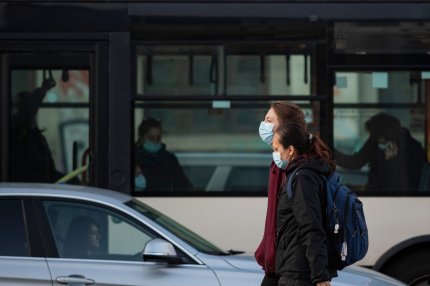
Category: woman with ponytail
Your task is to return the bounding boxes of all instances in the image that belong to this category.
[272,122,336,286]
[255,102,306,286]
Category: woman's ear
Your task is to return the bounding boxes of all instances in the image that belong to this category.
[288,146,297,159]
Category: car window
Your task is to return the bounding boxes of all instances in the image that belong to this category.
[43,200,159,261]
[0,200,29,257]
[127,199,228,255]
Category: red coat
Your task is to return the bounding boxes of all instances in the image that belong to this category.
[254,161,284,274]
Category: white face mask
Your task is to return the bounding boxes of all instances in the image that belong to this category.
[272,151,289,170]
[259,121,274,145]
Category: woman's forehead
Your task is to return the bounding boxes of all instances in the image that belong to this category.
[265,108,276,120]
[272,133,281,145]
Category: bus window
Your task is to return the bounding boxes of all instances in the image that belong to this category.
[136,46,217,96]
[134,43,319,195]
[334,71,424,104]
[226,54,311,96]
[132,101,319,195]
[9,69,90,185]
[333,71,428,194]
[136,45,313,97]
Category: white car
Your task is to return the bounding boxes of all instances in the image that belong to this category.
[0,183,405,286]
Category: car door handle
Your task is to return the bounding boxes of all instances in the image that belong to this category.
[56,274,95,285]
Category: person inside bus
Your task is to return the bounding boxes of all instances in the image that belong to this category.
[334,113,426,192]
[273,122,336,286]
[10,77,72,183]
[255,101,307,286]
[135,117,193,192]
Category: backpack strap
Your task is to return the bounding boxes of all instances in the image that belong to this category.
[286,168,300,199]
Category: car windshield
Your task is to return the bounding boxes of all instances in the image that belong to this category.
[126,199,228,255]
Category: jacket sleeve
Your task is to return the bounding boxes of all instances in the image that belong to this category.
[291,170,331,284]
[334,138,374,170]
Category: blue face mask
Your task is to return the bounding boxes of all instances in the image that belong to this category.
[135,174,146,191]
[272,151,289,170]
[144,141,162,154]
[259,121,274,145]
[378,143,389,151]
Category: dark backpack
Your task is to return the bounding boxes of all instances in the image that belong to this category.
[286,168,369,270]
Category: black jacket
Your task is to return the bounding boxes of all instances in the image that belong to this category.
[276,155,336,284]
[10,87,64,183]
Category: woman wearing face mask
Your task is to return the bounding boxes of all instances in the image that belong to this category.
[255,102,306,286]
[135,118,193,192]
[273,122,336,286]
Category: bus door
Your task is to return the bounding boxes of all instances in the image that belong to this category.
[0,44,108,187]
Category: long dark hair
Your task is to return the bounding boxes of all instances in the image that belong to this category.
[271,101,306,128]
[276,122,334,167]
[64,216,99,258]
[138,118,162,139]
[365,113,401,141]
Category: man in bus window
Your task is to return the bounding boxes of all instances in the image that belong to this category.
[334,113,426,192]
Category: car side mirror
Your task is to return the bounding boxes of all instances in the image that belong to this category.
[143,238,183,264]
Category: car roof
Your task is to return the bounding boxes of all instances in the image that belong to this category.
[0,183,131,204]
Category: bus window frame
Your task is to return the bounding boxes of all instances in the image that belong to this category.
[0,40,110,189]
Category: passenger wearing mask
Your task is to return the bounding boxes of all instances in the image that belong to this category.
[135,118,192,192]
[335,113,425,192]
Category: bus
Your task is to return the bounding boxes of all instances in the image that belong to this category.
[1,1,430,285]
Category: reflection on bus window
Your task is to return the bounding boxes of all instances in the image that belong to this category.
[9,69,90,184]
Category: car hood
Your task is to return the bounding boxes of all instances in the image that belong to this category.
[220,253,262,272]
